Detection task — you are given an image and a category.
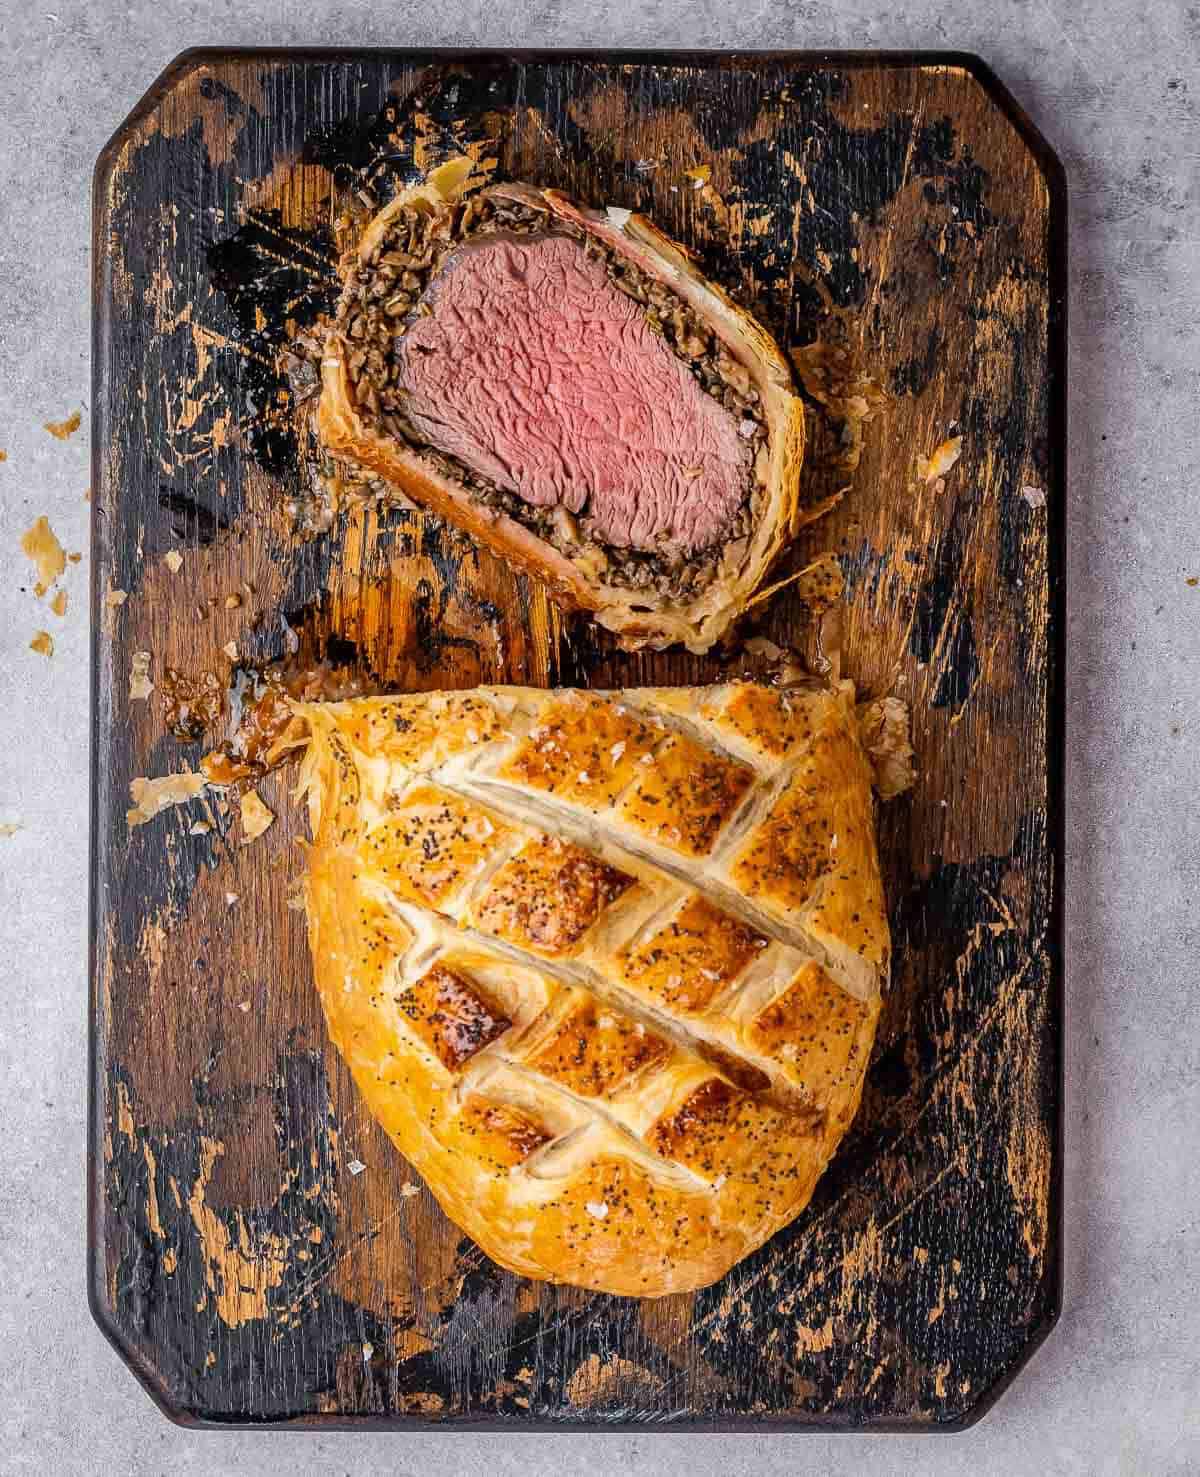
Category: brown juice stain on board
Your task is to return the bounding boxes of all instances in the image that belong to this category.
[324,502,557,692]
[243,145,341,234]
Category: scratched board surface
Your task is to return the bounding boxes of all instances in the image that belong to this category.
[90,49,1064,1429]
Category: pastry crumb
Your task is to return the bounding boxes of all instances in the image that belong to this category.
[127,771,207,827]
[585,1200,609,1219]
[917,436,963,482]
[747,550,845,615]
[106,586,128,608]
[51,589,68,617]
[20,516,66,591]
[743,636,782,661]
[1021,485,1047,509]
[44,410,81,440]
[164,549,184,573]
[30,630,53,657]
[857,696,917,800]
[347,1159,366,1176]
[400,1182,420,1197]
[129,650,154,701]
[0,822,22,838]
[222,640,239,661]
[239,789,275,841]
[225,891,239,907]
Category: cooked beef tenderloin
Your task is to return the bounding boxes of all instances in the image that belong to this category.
[318,161,806,653]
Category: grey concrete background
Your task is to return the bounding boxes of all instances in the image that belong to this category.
[0,0,1196,1472]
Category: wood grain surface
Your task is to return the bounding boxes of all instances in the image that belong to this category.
[89,48,1065,1429]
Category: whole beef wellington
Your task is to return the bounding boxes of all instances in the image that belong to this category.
[293,680,888,1294]
[319,159,809,653]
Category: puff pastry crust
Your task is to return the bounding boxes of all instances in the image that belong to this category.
[296,682,888,1295]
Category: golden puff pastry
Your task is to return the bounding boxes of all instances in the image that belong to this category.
[295,682,888,1296]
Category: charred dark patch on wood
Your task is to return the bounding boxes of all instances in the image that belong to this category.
[205,213,338,476]
[891,326,943,397]
[157,487,232,545]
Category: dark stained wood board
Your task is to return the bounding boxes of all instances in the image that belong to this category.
[89,49,1065,1430]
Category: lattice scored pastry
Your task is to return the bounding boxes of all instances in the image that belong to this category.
[296,682,888,1296]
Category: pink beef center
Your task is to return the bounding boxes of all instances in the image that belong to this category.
[393,233,751,555]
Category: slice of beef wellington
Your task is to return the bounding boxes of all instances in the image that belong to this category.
[318,159,809,653]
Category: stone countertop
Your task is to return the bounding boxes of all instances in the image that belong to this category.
[1,4,1196,1475]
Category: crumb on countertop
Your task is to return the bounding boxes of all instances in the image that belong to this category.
[20,516,66,593]
[44,410,81,440]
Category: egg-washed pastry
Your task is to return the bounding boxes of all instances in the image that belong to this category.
[317,160,808,654]
[294,681,888,1296]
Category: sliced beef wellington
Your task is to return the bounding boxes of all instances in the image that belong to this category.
[318,159,809,654]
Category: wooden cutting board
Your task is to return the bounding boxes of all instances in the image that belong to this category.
[90,48,1064,1430]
